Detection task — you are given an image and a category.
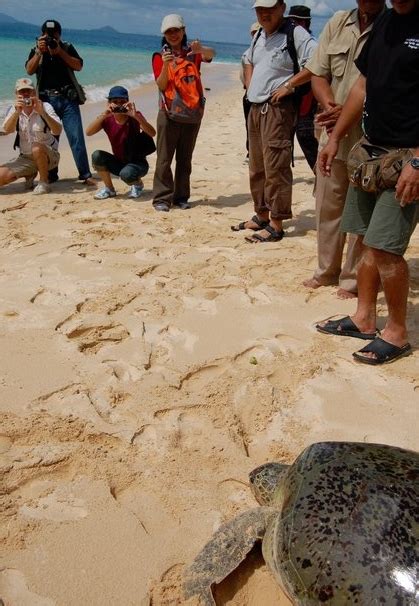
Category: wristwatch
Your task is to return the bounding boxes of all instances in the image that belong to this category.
[283,81,295,94]
[410,157,419,169]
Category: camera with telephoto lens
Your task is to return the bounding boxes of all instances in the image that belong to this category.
[112,106,128,113]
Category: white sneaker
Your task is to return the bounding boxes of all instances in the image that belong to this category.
[32,182,51,195]
[129,184,144,198]
[94,187,116,200]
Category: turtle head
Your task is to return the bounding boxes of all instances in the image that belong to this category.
[249,462,289,506]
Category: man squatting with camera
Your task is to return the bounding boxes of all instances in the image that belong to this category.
[86,86,156,200]
[0,78,62,194]
[25,20,95,185]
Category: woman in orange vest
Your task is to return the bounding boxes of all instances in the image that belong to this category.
[151,14,215,212]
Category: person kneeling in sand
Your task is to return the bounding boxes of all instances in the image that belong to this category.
[86,86,156,200]
[0,78,62,195]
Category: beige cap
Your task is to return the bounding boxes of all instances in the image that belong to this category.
[250,21,261,33]
[252,0,279,7]
[161,14,185,34]
[15,77,35,92]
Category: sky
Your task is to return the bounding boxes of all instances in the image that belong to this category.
[1,1,370,43]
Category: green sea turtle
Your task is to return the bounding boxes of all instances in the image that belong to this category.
[184,442,418,605]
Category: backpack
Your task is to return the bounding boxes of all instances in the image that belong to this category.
[152,53,205,124]
[251,19,311,108]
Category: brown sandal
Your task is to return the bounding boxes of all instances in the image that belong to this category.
[231,214,269,232]
[245,225,285,243]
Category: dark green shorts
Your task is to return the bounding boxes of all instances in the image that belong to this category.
[341,186,418,256]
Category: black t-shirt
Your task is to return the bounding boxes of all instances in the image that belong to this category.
[355,8,419,148]
[26,42,83,91]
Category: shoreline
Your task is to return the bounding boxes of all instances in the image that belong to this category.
[0,62,238,169]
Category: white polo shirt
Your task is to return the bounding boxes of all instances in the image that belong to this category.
[3,103,60,155]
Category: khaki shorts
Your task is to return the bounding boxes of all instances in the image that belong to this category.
[341,185,418,256]
[3,148,60,179]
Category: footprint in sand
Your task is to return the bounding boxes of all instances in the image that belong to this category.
[132,408,215,455]
[62,320,130,354]
[20,488,88,522]
[0,569,55,606]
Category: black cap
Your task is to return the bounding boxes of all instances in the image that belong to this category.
[288,5,311,19]
[41,20,62,34]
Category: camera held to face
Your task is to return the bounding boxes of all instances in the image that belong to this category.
[45,22,58,49]
[112,106,128,113]
[46,36,58,49]
[23,98,33,106]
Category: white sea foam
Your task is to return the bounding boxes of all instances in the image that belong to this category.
[84,73,154,103]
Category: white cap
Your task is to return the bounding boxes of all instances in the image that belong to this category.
[15,77,35,92]
[252,0,280,7]
[161,14,185,34]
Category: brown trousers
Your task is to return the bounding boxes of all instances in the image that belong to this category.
[248,98,296,220]
[314,159,359,293]
[152,110,201,205]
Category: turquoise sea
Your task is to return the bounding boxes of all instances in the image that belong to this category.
[0,25,249,117]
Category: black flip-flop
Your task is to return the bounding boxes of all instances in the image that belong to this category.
[245,225,285,243]
[316,316,377,340]
[231,214,269,232]
[353,337,412,365]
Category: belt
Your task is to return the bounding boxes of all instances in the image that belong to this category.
[40,89,64,96]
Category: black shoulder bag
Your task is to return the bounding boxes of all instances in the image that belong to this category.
[125,119,156,162]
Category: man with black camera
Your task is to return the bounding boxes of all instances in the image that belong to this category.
[86,86,156,199]
[0,78,62,194]
[25,19,95,185]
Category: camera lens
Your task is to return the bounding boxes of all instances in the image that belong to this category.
[46,36,58,49]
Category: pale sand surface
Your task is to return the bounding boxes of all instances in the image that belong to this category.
[0,64,418,605]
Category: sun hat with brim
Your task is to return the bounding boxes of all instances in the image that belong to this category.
[107,86,129,100]
[161,14,185,34]
[288,5,311,19]
[15,78,35,92]
[252,0,280,8]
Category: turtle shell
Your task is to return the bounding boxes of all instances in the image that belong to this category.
[262,442,418,604]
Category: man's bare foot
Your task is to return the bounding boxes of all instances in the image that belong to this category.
[303,277,323,289]
[337,288,357,300]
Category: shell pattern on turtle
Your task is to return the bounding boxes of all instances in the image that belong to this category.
[184,442,419,605]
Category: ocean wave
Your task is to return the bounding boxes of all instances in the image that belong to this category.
[84,73,154,103]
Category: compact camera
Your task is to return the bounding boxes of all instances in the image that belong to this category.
[45,21,58,49]
[23,98,32,106]
[112,106,128,113]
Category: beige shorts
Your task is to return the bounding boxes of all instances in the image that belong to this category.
[3,148,60,179]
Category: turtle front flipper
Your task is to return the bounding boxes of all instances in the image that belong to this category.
[184,507,273,604]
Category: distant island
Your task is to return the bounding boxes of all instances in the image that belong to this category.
[0,12,121,34]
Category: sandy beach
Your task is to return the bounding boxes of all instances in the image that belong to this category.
[0,63,418,605]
